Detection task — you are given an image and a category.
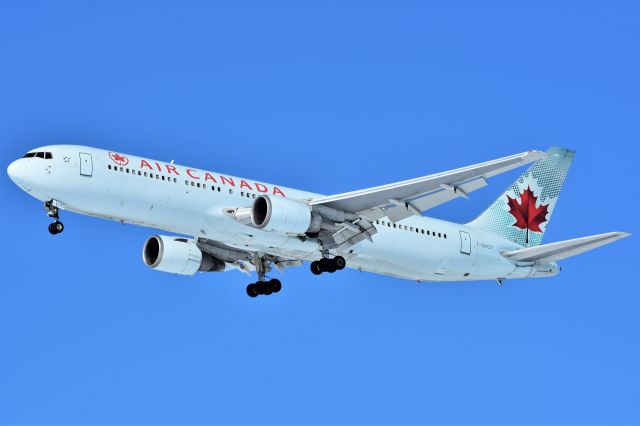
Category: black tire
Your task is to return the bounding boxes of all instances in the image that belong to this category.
[246,283,259,298]
[319,258,332,272]
[310,261,322,275]
[48,223,57,235]
[261,282,273,296]
[270,279,282,293]
[334,256,346,270]
[54,222,64,233]
[321,258,337,273]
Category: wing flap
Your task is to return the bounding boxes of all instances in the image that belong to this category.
[502,232,630,263]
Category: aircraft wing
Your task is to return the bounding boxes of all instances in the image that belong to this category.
[309,150,546,222]
[501,232,630,263]
[197,238,303,275]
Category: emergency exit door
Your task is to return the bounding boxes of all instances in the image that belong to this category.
[79,153,93,176]
[459,231,471,255]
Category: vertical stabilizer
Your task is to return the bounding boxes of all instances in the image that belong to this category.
[466,147,575,247]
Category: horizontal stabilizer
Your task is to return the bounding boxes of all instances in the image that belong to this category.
[502,232,630,263]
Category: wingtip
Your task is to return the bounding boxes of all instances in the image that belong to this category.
[525,150,548,162]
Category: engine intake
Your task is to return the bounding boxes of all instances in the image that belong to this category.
[251,195,321,235]
[143,235,225,275]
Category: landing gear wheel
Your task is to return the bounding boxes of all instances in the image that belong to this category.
[334,256,346,270]
[48,221,64,235]
[270,279,282,293]
[319,258,335,273]
[261,282,273,296]
[246,283,259,298]
[320,257,337,273]
[53,221,64,234]
[310,261,322,275]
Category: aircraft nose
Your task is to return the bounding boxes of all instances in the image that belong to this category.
[7,159,25,185]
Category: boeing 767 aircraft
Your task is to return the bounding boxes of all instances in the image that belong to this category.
[7,146,629,297]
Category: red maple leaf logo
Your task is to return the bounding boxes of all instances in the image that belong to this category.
[109,152,129,166]
[506,186,549,243]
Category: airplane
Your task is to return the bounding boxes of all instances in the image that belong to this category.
[7,145,629,297]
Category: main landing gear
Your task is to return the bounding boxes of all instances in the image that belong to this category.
[44,200,64,235]
[246,279,281,298]
[310,256,346,275]
[246,254,282,298]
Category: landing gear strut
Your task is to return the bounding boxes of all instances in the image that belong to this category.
[44,200,64,235]
[246,254,282,298]
[310,256,346,275]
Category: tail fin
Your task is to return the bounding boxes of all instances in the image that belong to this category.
[466,147,575,247]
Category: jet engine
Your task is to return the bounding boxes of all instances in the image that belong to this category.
[142,235,225,275]
[251,195,322,235]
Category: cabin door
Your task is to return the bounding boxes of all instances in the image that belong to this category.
[459,231,471,255]
[79,153,93,177]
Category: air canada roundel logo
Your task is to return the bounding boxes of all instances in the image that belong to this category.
[109,152,129,166]
[506,185,549,244]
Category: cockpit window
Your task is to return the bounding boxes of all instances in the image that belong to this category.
[22,151,53,159]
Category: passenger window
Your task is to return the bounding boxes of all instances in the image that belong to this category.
[438,233,442,238]
[229,189,233,194]
[162,176,165,181]
[241,191,244,196]
[191,182,195,186]
[393,224,397,228]
[444,234,447,239]
[197,183,201,188]
[421,229,424,234]
[138,171,141,176]
[108,165,112,170]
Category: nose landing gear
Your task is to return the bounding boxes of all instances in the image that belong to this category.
[48,221,64,235]
[310,256,346,275]
[44,200,64,235]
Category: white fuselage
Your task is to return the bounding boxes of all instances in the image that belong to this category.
[8,145,559,282]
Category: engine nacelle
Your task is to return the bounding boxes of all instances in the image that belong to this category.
[251,195,321,235]
[142,235,225,275]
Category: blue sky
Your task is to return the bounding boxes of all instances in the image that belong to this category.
[0,1,638,424]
